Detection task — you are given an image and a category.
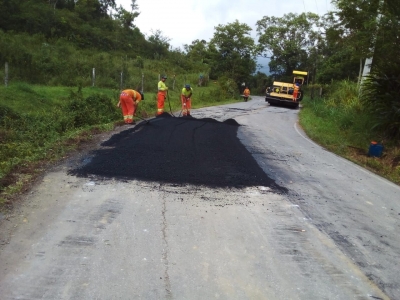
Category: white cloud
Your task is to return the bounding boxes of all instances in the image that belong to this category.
[116,0,333,48]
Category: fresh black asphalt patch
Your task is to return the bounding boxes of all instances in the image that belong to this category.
[69,113,287,192]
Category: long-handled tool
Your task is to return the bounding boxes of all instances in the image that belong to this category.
[179,97,188,117]
[166,91,175,117]
[134,106,151,125]
[178,96,183,117]
[135,114,151,125]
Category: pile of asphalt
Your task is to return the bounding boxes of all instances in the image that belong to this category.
[69,113,286,192]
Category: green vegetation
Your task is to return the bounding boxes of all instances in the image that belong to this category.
[0,80,243,206]
[300,81,400,185]
[361,63,400,138]
[1,0,400,207]
[0,83,117,202]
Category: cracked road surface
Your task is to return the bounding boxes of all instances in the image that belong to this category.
[0,96,399,299]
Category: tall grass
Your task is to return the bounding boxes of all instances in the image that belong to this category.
[360,65,400,138]
[0,84,118,199]
[300,80,400,185]
[301,81,370,151]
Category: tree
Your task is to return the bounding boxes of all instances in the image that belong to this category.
[75,0,103,21]
[130,0,138,11]
[333,0,400,137]
[332,0,400,78]
[256,13,320,78]
[332,0,381,61]
[184,39,210,64]
[209,20,256,88]
[115,5,139,29]
[147,29,171,59]
[98,0,115,14]
[313,12,360,83]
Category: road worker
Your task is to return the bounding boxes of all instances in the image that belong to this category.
[117,89,142,124]
[243,86,250,102]
[157,75,168,115]
[181,84,193,116]
[293,82,300,102]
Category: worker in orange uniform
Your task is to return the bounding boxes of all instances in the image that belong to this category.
[293,82,300,102]
[243,86,250,102]
[157,75,168,115]
[181,84,193,116]
[117,89,142,124]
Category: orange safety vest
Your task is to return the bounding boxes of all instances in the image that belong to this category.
[121,89,142,102]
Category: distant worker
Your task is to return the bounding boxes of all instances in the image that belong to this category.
[243,86,250,102]
[293,82,300,102]
[157,75,168,115]
[117,89,142,124]
[198,74,204,86]
[181,84,193,116]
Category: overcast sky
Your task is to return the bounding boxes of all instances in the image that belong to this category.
[115,0,334,74]
[116,0,334,49]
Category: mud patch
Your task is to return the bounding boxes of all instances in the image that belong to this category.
[69,116,287,192]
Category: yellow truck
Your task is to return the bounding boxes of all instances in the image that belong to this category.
[265,70,308,108]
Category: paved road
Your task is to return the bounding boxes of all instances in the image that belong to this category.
[0,96,399,299]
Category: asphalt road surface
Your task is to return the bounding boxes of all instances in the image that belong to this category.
[0,96,399,300]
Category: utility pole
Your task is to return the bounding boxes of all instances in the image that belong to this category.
[360,0,384,83]
[92,68,95,87]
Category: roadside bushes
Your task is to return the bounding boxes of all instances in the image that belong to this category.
[306,75,400,139]
[0,89,120,193]
[66,89,120,127]
[1,91,119,148]
[361,64,400,138]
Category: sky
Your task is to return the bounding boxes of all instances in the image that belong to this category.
[115,0,334,73]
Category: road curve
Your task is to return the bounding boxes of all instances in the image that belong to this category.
[0,96,398,299]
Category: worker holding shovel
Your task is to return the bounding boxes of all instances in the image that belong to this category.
[157,75,168,115]
[117,89,142,124]
[181,84,193,116]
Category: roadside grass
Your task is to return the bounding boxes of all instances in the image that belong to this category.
[0,82,118,115]
[300,81,400,185]
[0,81,241,210]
